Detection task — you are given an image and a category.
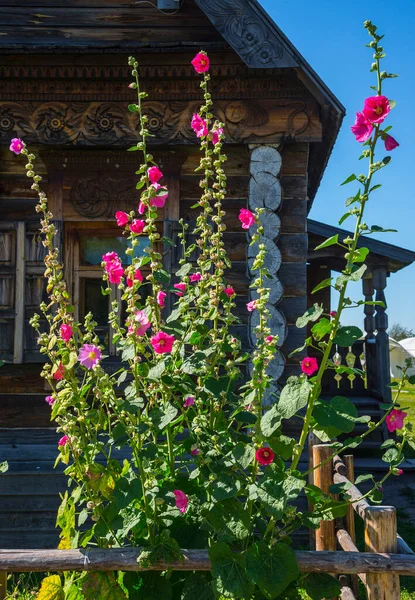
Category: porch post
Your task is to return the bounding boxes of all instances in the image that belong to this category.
[372,268,392,404]
[362,276,377,395]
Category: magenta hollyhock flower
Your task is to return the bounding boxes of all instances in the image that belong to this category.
[330,310,337,318]
[53,363,65,381]
[157,290,167,308]
[78,344,101,369]
[246,300,257,312]
[184,396,195,408]
[384,134,399,151]
[190,446,199,456]
[223,286,235,298]
[174,489,189,514]
[150,183,169,208]
[102,251,118,264]
[256,447,275,466]
[211,126,224,145]
[60,323,73,343]
[386,409,407,432]
[126,268,143,288]
[174,282,186,296]
[191,52,210,73]
[239,208,255,230]
[45,395,55,406]
[396,469,404,476]
[265,335,274,343]
[362,95,391,124]
[9,138,25,154]
[147,166,163,184]
[151,331,175,354]
[58,435,69,447]
[138,201,146,215]
[191,113,208,139]
[129,310,151,337]
[130,219,145,234]
[351,112,373,143]
[190,272,201,283]
[301,357,318,376]
[115,211,129,227]
[102,252,124,284]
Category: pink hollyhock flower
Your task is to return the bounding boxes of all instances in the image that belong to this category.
[223,286,235,298]
[384,134,399,151]
[190,446,200,456]
[9,138,25,154]
[58,435,69,447]
[184,396,195,408]
[129,310,151,337]
[174,282,186,296]
[108,263,124,285]
[126,268,143,288]
[396,469,404,476]
[150,183,169,208]
[45,395,55,406]
[191,113,208,139]
[211,126,224,145]
[151,331,175,354]
[102,251,118,264]
[247,300,257,312]
[330,311,337,318]
[78,344,101,369]
[157,290,167,308]
[256,447,275,466]
[53,363,65,381]
[239,208,255,230]
[265,335,274,343]
[190,272,201,283]
[130,219,145,234]
[147,166,163,184]
[351,112,373,143]
[386,409,407,432]
[174,489,189,514]
[138,201,146,215]
[301,357,318,376]
[362,95,391,124]
[191,52,210,74]
[60,323,73,343]
[115,211,129,227]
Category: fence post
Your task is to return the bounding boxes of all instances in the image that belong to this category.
[344,455,359,598]
[313,444,336,552]
[364,506,400,599]
[0,572,6,600]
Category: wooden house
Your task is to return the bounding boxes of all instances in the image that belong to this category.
[0,0,414,548]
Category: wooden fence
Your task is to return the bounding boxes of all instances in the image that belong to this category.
[0,442,414,600]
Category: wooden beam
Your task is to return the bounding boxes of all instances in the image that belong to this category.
[13,221,25,364]
[313,444,336,552]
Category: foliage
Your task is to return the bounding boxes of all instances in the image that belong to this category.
[389,322,415,341]
[9,23,413,600]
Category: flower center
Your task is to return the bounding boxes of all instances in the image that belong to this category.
[375,106,383,115]
[158,339,165,346]
[263,451,269,457]
[389,414,396,423]
[88,351,96,360]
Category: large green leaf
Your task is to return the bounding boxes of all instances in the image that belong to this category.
[65,586,85,600]
[148,403,178,430]
[211,473,241,502]
[231,442,255,469]
[313,234,339,251]
[147,360,166,380]
[246,542,299,599]
[204,499,250,542]
[277,377,311,420]
[313,396,358,438]
[311,318,331,341]
[261,405,282,437]
[181,573,214,600]
[296,304,324,328]
[82,572,127,600]
[209,542,253,599]
[333,326,363,347]
[302,573,341,599]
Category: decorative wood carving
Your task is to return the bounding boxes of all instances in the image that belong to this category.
[70,178,137,218]
[0,99,321,147]
[194,0,298,69]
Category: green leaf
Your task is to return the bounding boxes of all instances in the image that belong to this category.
[149,404,178,431]
[128,104,138,113]
[231,442,255,469]
[246,542,299,599]
[0,461,8,474]
[234,411,257,425]
[147,360,166,381]
[261,404,282,437]
[313,396,358,438]
[296,304,324,328]
[139,530,183,567]
[278,377,311,420]
[204,499,250,542]
[181,573,214,600]
[82,572,127,600]
[382,447,400,464]
[268,435,295,461]
[341,173,357,186]
[328,481,352,494]
[349,264,367,281]
[176,263,192,278]
[66,585,85,600]
[311,318,332,341]
[211,473,241,502]
[133,573,172,600]
[311,278,332,294]
[333,326,363,347]
[369,225,398,233]
[204,377,231,396]
[302,573,341,600]
[352,247,369,263]
[36,575,64,600]
[209,542,253,599]
[355,473,374,485]
[338,211,352,226]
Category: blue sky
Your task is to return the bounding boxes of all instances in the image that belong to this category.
[258,0,415,333]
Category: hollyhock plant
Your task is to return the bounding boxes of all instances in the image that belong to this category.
[191,113,208,139]
[211,125,224,145]
[184,396,195,407]
[149,183,169,208]
[157,290,167,307]
[138,201,146,215]
[239,208,255,229]
[130,219,145,234]
[115,211,129,227]
[265,335,274,343]
[301,356,318,376]
[330,310,337,318]
[362,95,391,123]
[147,166,163,184]
[151,331,175,354]
[129,310,150,337]
[223,286,235,298]
[385,134,399,151]
[45,395,55,406]
[78,344,101,369]
[53,363,65,381]
[9,138,25,154]
[58,435,69,447]
[174,490,189,514]
[386,409,407,432]
[191,51,210,73]
[246,300,257,312]
[60,323,73,343]
[256,447,275,466]
[190,446,199,456]
[174,282,186,296]
[126,268,143,288]
[103,252,124,284]
[351,112,373,143]
[189,272,201,283]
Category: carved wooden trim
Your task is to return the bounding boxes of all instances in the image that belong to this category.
[194,0,298,69]
[0,99,321,147]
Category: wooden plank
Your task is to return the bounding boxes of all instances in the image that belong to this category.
[279,197,307,233]
[0,395,52,427]
[278,263,306,297]
[313,444,336,552]
[344,455,359,598]
[280,175,308,199]
[281,143,309,177]
[0,474,67,495]
[0,0,141,5]
[279,233,308,263]
[13,222,25,364]
[0,495,60,511]
[0,531,58,550]
[0,511,57,530]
